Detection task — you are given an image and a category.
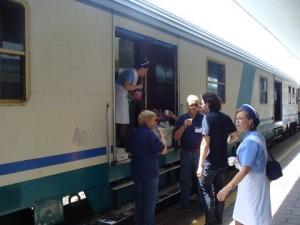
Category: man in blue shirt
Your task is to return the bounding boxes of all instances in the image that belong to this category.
[115,60,149,148]
[174,95,204,209]
[197,92,238,225]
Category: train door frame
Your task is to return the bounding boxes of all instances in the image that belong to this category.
[113,27,178,163]
[274,80,282,122]
[298,87,300,126]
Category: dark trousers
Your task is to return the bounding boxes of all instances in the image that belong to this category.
[133,177,159,225]
[180,150,200,208]
[199,166,226,225]
[116,123,129,148]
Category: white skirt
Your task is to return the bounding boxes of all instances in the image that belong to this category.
[115,84,129,124]
[233,172,272,225]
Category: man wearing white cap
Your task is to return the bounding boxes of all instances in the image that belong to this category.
[174,94,204,209]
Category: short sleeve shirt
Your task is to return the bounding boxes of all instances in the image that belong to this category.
[116,69,136,86]
[202,111,236,169]
[237,131,267,173]
[175,112,203,150]
[128,127,165,177]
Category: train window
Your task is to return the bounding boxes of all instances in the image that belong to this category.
[0,1,26,102]
[260,77,268,104]
[207,60,225,102]
[115,37,135,70]
[288,86,291,104]
[292,87,295,104]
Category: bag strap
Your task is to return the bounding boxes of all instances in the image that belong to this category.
[267,149,275,161]
[245,134,269,160]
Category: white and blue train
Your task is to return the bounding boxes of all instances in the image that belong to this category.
[0,0,298,224]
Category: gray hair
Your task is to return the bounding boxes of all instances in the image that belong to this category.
[138,110,156,126]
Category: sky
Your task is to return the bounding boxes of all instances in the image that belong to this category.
[144,0,300,84]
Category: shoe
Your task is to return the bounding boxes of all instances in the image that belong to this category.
[204,219,222,225]
[174,206,191,211]
[215,217,223,224]
[216,219,223,224]
[190,194,198,201]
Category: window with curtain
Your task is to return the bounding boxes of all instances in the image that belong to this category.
[207,60,225,102]
[292,87,295,104]
[288,86,291,104]
[260,77,268,104]
[0,1,25,101]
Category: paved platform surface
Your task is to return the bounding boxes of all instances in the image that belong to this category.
[157,132,300,225]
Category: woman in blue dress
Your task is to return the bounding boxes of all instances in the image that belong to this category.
[217,104,272,225]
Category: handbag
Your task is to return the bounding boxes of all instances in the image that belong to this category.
[266,151,283,181]
[245,134,283,181]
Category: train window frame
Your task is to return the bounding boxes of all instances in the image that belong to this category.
[206,59,226,103]
[288,86,291,104]
[292,87,295,104]
[0,0,29,104]
[259,76,268,104]
[114,37,135,71]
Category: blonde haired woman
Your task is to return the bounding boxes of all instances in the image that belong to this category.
[127,110,168,225]
[217,104,272,225]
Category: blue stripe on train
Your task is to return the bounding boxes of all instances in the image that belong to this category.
[0,147,107,175]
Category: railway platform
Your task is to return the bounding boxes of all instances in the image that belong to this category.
[156,132,300,225]
[72,133,300,225]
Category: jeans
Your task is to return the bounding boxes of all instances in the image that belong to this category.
[199,165,226,225]
[133,177,159,225]
[180,150,200,208]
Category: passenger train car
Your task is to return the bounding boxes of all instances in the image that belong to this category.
[0,0,298,224]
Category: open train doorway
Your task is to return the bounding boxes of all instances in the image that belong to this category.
[114,27,177,161]
[274,81,282,122]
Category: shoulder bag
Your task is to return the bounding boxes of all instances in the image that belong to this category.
[266,150,283,181]
[245,134,283,181]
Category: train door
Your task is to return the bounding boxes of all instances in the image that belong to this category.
[114,27,177,161]
[274,81,282,121]
[146,41,177,115]
[298,87,300,125]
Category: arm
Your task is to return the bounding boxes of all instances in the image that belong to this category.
[174,118,192,141]
[174,124,186,141]
[197,135,210,179]
[228,131,240,144]
[160,142,168,155]
[169,111,178,121]
[157,127,168,155]
[123,80,143,91]
[216,166,251,201]
[227,117,239,144]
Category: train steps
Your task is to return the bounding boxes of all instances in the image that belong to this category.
[77,184,180,225]
[79,165,181,225]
